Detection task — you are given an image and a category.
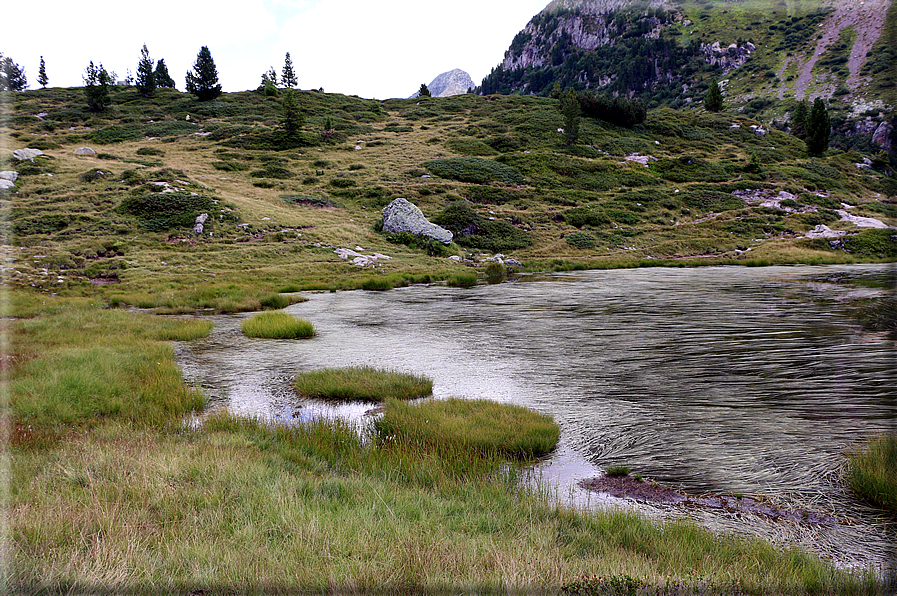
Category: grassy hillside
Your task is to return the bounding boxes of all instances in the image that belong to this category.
[1,86,894,310]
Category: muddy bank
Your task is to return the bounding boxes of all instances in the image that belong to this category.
[580,474,841,525]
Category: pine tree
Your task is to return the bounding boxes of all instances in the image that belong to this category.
[135,44,156,98]
[0,54,28,91]
[704,78,723,112]
[281,89,304,136]
[418,83,431,98]
[83,61,111,112]
[154,59,176,89]
[186,46,222,101]
[805,97,831,156]
[38,56,48,88]
[281,52,297,89]
[791,99,809,139]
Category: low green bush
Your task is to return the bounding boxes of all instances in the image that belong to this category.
[424,157,524,186]
[432,201,531,252]
[241,311,315,339]
[843,229,897,257]
[681,190,744,211]
[846,433,897,513]
[330,177,356,188]
[375,398,560,458]
[562,205,611,228]
[294,367,432,401]
[117,192,216,231]
[136,147,164,156]
[565,231,597,249]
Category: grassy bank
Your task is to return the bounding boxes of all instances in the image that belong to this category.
[293,366,433,401]
[847,433,897,513]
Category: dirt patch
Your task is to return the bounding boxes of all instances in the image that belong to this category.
[580,474,840,524]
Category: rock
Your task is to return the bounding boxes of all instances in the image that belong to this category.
[74,147,96,156]
[804,225,847,239]
[409,69,475,98]
[195,213,209,225]
[0,180,14,190]
[624,153,657,167]
[334,247,392,267]
[0,171,18,184]
[837,210,893,229]
[193,223,204,236]
[873,120,893,152]
[505,258,522,269]
[382,198,453,245]
[13,148,45,162]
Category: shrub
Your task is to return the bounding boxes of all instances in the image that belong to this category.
[385,232,451,257]
[432,200,531,252]
[118,192,216,231]
[562,205,611,228]
[79,168,111,183]
[136,147,164,156]
[283,195,342,208]
[424,157,525,186]
[565,231,597,249]
[89,125,143,144]
[241,311,315,339]
[375,398,560,458]
[682,190,744,211]
[294,367,432,401]
[843,229,897,257]
[578,91,647,127]
[330,177,356,188]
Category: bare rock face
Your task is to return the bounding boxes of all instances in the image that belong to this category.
[382,198,453,245]
[410,69,475,98]
[872,120,893,152]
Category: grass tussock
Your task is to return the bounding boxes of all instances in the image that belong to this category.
[294,366,433,401]
[846,433,897,513]
[447,272,478,288]
[376,398,560,458]
[151,318,213,341]
[241,311,315,339]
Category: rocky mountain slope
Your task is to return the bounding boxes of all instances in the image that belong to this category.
[410,69,476,98]
[479,0,896,154]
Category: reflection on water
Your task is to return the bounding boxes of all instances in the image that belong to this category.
[175,264,896,573]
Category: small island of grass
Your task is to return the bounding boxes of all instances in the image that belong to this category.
[294,366,433,401]
[242,311,315,339]
[847,433,897,513]
[376,397,560,458]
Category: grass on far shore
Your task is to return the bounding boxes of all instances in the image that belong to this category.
[293,366,433,401]
[847,433,897,513]
[376,397,560,458]
[241,310,315,339]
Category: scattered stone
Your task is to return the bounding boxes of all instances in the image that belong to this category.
[334,247,392,267]
[382,198,453,245]
[13,148,45,162]
[35,112,48,120]
[73,147,96,156]
[504,258,522,269]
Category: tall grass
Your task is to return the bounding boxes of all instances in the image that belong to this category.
[376,398,560,458]
[293,366,432,401]
[447,272,478,288]
[152,318,213,341]
[846,433,897,513]
[241,311,315,339]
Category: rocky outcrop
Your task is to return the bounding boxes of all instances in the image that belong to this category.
[410,69,475,98]
[699,41,754,73]
[382,198,453,245]
[74,147,97,156]
[193,213,209,236]
[872,120,893,152]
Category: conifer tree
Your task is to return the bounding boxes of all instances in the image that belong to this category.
[282,52,297,88]
[558,88,580,145]
[791,99,809,139]
[154,59,176,89]
[805,97,831,156]
[135,44,156,98]
[281,89,304,136]
[0,54,28,91]
[186,46,222,101]
[418,83,431,97]
[37,56,48,88]
[704,78,723,112]
[83,61,111,112]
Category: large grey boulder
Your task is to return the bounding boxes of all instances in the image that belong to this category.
[0,171,17,190]
[74,147,97,156]
[13,148,45,162]
[409,69,475,98]
[382,198,453,245]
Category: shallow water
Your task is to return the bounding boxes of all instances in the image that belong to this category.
[175,263,896,573]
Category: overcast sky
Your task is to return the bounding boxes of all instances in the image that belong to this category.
[3,0,548,99]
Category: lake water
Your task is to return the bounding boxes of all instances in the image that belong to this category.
[175,263,896,573]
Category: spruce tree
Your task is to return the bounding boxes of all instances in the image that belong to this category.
[791,99,809,139]
[558,88,580,145]
[805,97,831,156]
[154,59,176,89]
[83,61,111,112]
[418,83,431,97]
[135,44,156,98]
[281,89,304,136]
[281,52,297,88]
[38,56,48,88]
[704,78,723,112]
[0,54,28,91]
[186,46,222,101]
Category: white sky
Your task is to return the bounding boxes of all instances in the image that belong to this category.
[3,0,548,99]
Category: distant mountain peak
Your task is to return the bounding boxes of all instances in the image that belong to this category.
[410,69,475,98]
